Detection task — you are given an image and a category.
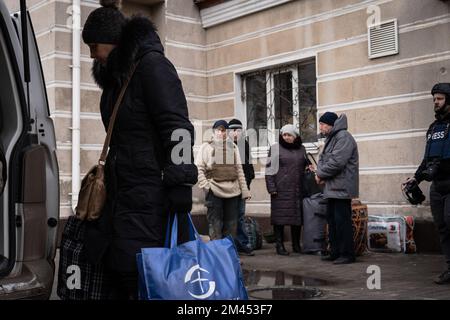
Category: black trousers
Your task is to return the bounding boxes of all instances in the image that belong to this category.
[105,268,139,300]
[430,182,450,270]
[326,198,354,258]
[105,213,190,300]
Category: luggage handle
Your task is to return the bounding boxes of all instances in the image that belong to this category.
[305,152,318,166]
[304,152,318,175]
[314,212,327,218]
[165,213,199,248]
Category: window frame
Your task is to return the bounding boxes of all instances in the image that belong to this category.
[240,60,319,158]
[266,66,299,146]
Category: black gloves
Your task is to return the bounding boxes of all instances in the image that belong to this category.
[168,185,193,214]
[163,164,198,214]
[163,164,198,187]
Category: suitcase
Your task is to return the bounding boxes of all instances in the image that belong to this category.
[302,193,328,253]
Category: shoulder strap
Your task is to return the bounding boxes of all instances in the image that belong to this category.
[98,61,140,165]
[305,151,317,166]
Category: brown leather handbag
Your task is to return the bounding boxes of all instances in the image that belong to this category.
[75,63,139,221]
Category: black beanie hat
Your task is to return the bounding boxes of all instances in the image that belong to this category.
[213,120,229,130]
[82,0,126,45]
[319,112,338,126]
[228,119,243,130]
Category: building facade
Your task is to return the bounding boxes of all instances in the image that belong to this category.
[6,0,450,222]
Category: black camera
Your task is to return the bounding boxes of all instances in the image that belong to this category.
[421,159,441,182]
[402,179,426,205]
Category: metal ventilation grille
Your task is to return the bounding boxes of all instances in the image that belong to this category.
[368,19,398,59]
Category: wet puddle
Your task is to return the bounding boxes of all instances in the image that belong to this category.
[248,286,322,300]
[242,269,333,300]
[243,269,334,287]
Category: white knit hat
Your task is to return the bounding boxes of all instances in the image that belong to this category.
[280,124,298,137]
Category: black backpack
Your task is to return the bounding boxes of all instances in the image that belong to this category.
[243,217,263,250]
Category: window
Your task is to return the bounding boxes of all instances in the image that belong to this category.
[297,61,318,143]
[246,73,267,145]
[243,59,317,154]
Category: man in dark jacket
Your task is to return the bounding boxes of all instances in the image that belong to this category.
[81,0,197,299]
[316,112,359,264]
[228,119,255,255]
[405,83,450,285]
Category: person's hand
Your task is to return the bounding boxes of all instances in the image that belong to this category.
[168,185,192,214]
[242,190,251,200]
[402,177,416,191]
[308,164,316,172]
[406,177,416,184]
[315,175,322,185]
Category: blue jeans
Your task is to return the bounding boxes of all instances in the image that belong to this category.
[234,198,251,251]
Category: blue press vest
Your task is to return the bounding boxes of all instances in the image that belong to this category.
[425,122,450,160]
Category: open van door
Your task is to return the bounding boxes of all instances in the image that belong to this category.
[0,0,59,299]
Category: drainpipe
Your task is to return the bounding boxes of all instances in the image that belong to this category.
[71,0,81,213]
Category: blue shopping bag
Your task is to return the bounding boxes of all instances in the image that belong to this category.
[136,214,248,300]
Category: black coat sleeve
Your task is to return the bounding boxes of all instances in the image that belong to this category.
[414,122,435,183]
[244,139,255,189]
[139,52,197,187]
[304,149,312,167]
[414,159,427,182]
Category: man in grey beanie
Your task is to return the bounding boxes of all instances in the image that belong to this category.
[316,112,359,264]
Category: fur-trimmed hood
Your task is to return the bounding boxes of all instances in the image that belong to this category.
[92,15,164,89]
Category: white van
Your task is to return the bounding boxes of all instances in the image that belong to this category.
[0,0,59,299]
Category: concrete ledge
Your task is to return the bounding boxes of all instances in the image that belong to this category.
[413,217,442,253]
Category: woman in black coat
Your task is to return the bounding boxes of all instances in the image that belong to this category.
[81,1,197,299]
[266,124,309,255]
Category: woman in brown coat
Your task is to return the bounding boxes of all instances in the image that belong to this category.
[266,124,309,255]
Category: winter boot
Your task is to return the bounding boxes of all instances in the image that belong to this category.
[274,225,289,256]
[434,270,450,285]
[291,225,302,253]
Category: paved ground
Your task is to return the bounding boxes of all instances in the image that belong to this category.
[240,243,450,300]
[50,251,60,300]
[50,244,450,300]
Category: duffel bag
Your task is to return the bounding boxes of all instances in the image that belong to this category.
[57,215,113,300]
